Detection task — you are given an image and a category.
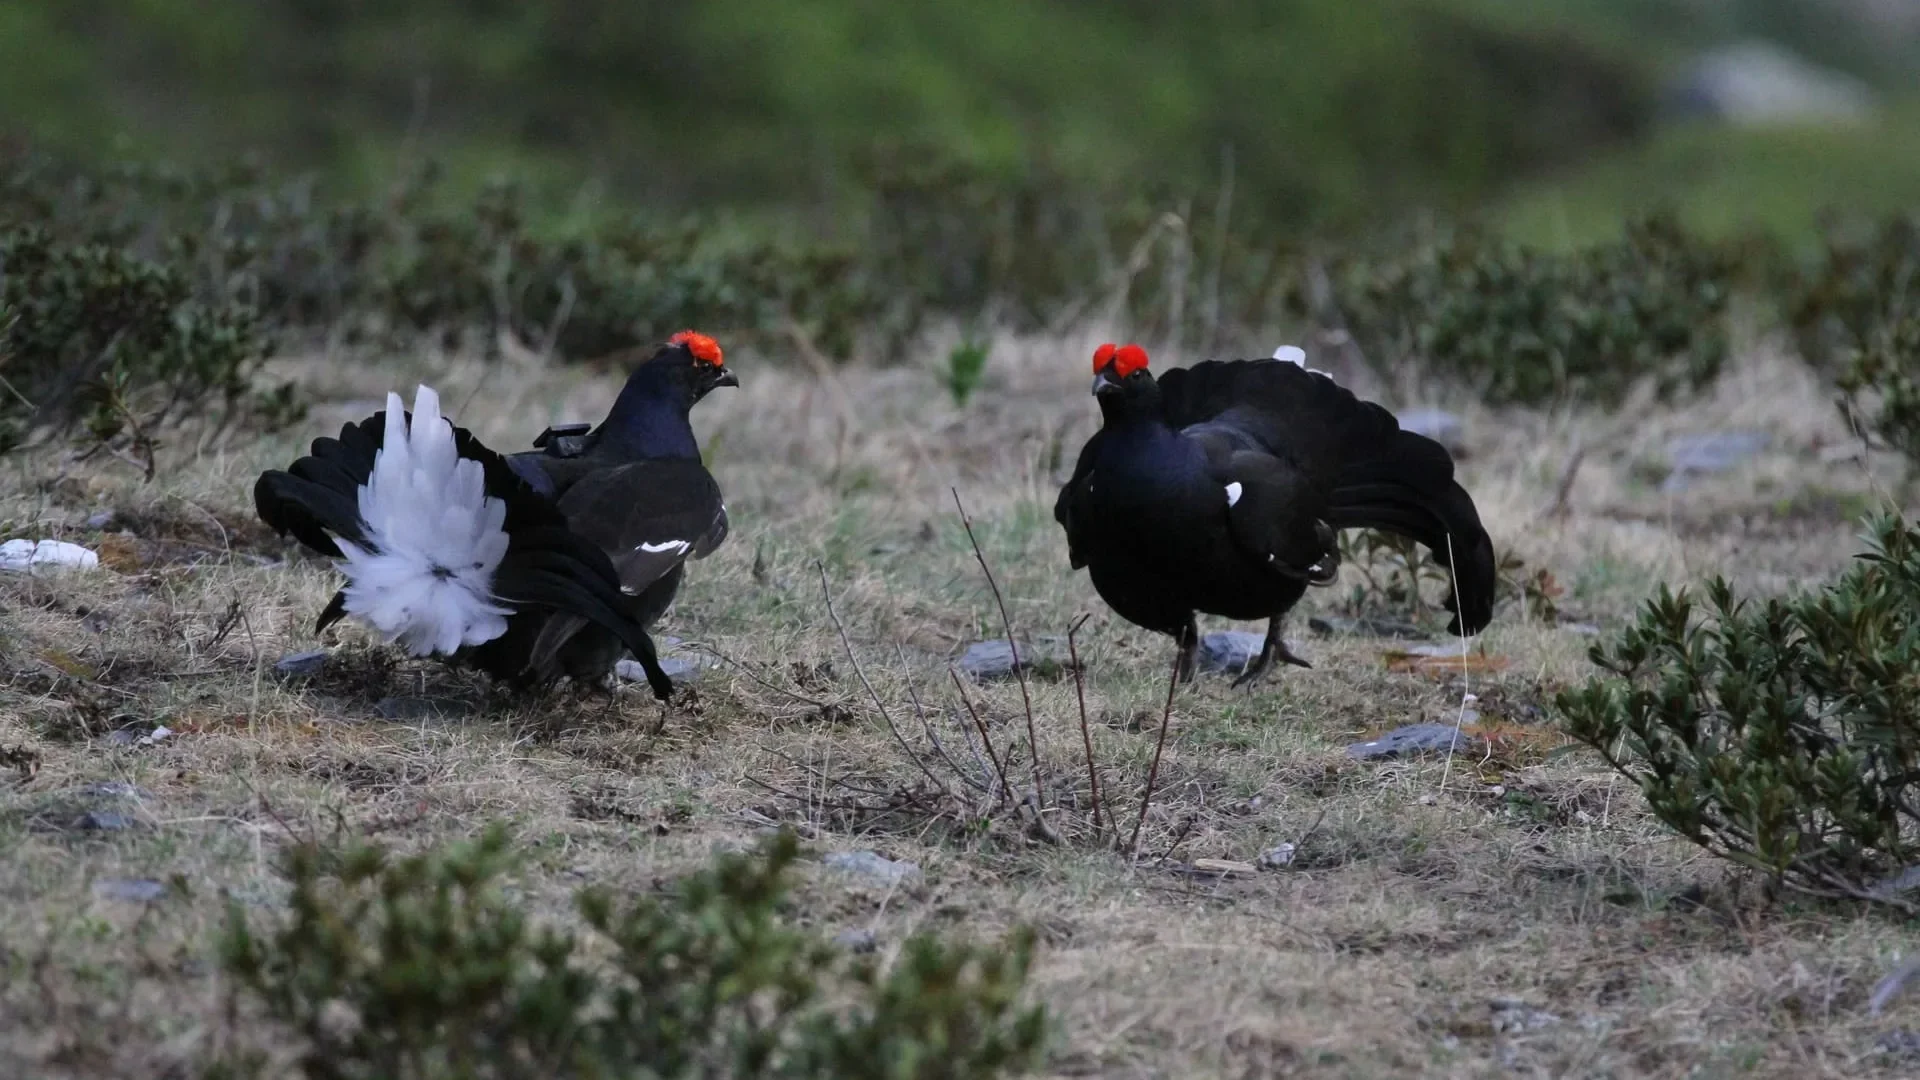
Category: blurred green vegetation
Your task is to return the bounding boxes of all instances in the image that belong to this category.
[4,1,1917,249]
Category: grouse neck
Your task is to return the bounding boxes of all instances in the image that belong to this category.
[595,366,701,460]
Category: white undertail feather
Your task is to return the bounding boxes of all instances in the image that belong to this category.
[334,385,513,655]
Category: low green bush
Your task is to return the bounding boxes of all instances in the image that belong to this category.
[1313,214,1733,407]
[1557,511,1920,908]
[0,225,280,457]
[214,825,1046,1080]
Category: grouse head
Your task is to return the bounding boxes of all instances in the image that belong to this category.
[1090,342,1159,421]
[661,330,739,403]
[596,330,737,458]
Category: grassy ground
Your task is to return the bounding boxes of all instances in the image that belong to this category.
[1,329,1915,1078]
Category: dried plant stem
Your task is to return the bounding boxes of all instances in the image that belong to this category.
[951,487,1046,812]
[817,562,947,796]
[1066,612,1102,831]
[949,667,1012,803]
[1130,628,1186,858]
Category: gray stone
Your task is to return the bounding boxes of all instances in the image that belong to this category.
[1308,615,1431,641]
[92,878,167,903]
[274,650,329,677]
[1666,42,1875,127]
[1395,408,1466,455]
[1876,1029,1920,1061]
[1489,997,1562,1035]
[76,811,137,832]
[833,928,879,953]
[823,850,922,887]
[1197,631,1263,674]
[1347,723,1484,760]
[616,654,707,685]
[1661,431,1771,492]
[84,510,118,530]
[955,639,1068,680]
[1258,843,1297,870]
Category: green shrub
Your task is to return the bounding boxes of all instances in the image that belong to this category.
[1788,213,1920,374]
[1557,511,1920,908]
[1833,313,1920,465]
[216,825,1046,1079]
[0,225,279,456]
[1316,214,1733,407]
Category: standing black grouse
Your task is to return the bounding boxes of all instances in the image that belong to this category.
[253,331,738,699]
[1053,342,1496,686]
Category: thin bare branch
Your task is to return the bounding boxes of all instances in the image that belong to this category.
[1130,627,1186,859]
[816,562,949,796]
[1066,612,1103,831]
[951,487,1046,812]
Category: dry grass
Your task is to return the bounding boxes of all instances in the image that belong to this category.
[1,327,1916,1078]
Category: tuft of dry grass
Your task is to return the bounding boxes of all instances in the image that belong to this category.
[2,327,1917,1078]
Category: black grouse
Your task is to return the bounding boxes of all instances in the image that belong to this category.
[1053,342,1497,687]
[253,331,737,699]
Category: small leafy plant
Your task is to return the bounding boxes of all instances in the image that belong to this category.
[1557,511,1920,908]
[1833,313,1920,467]
[945,338,990,407]
[215,824,1046,1079]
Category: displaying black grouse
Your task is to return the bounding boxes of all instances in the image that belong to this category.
[254,331,737,699]
[1053,342,1496,687]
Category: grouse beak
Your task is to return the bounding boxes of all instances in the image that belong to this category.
[714,369,740,389]
[1092,369,1121,397]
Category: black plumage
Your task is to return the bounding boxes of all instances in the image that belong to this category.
[253,331,737,699]
[1054,343,1496,686]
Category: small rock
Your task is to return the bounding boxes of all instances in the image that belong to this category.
[616,654,707,685]
[1196,631,1264,674]
[1875,1029,1920,1061]
[833,928,879,953]
[823,850,922,887]
[92,878,166,903]
[1308,615,1431,641]
[372,696,472,721]
[1347,723,1484,760]
[1395,408,1466,455]
[955,639,1069,680]
[1561,621,1602,637]
[1259,843,1297,869]
[84,510,118,530]
[1661,431,1770,492]
[77,811,137,832]
[1489,997,1562,1035]
[274,650,329,677]
[1,539,101,574]
[106,724,172,748]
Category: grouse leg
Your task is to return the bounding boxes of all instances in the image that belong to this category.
[1230,613,1314,689]
[1173,617,1200,684]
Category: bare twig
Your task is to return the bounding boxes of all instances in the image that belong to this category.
[694,642,832,710]
[1539,438,1587,520]
[1130,628,1186,858]
[949,667,1012,803]
[952,488,1046,811]
[817,562,948,795]
[1066,612,1103,831]
[896,643,990,798]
